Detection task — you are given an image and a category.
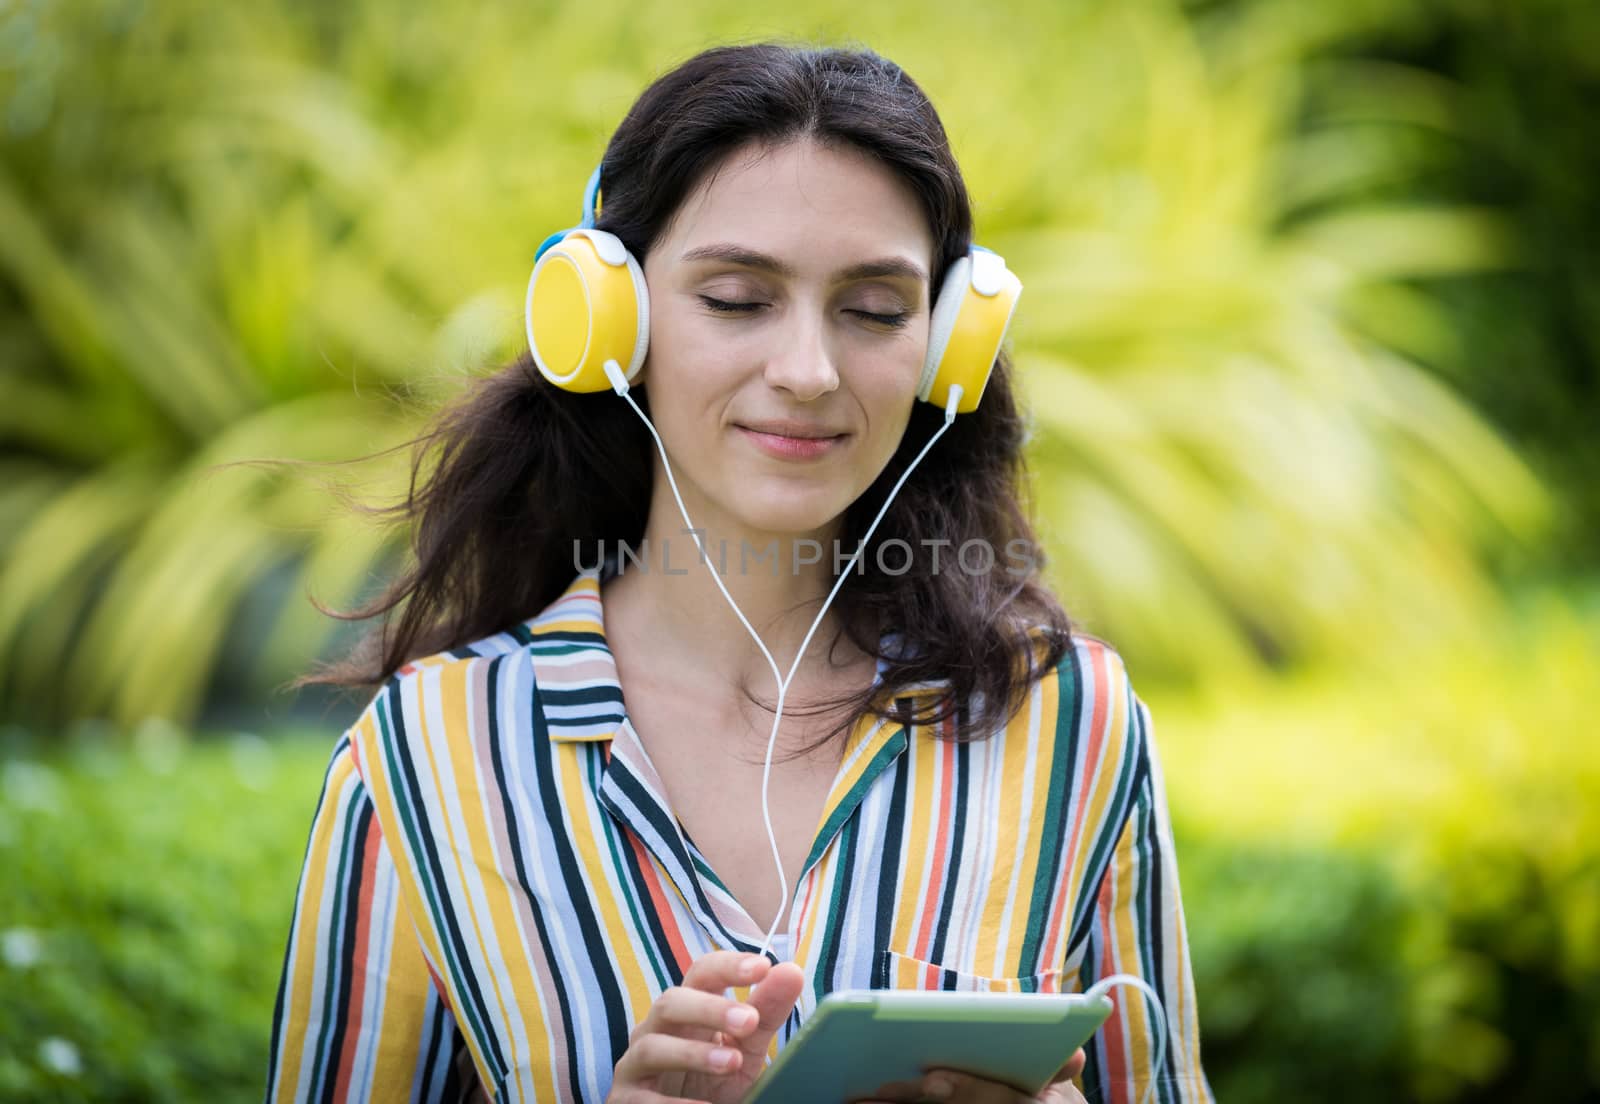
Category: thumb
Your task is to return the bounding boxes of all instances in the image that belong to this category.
[738,962,805,1062]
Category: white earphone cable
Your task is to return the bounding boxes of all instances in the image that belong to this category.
[1082,973,1169,1104]
[602,360,960,960]
[601,364,1171,1097]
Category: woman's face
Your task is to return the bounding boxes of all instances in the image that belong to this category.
[639,137,936,543]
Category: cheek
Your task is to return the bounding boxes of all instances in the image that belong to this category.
[862,344,926,415]
[645,312,743,402]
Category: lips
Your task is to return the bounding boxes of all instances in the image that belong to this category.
[735,421,846,440]
[736,424,848,461]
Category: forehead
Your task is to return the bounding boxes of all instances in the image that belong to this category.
[657,138,935,274]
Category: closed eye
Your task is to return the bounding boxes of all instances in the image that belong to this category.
[699,296,909,329]
[851,309,911,329]
[699,296,766,314]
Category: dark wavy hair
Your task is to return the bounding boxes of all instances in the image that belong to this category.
[303,40,1075,752]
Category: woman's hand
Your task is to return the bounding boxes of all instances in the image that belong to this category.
[852,1048,1088,1104]
[607,950,805,1104]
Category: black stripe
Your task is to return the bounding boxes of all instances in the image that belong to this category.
[1073,685,1152,955]
[416,995,448,1103]
[602,765,753,951]
[265,737,348,1101]
[1082,1040,1106,1104]
[381,678,510,1079]
[485,655,585,1096]
[316,799,373,1103]
[870,717,914,988]
[927,737,971,964]
[533,629,607,647]
[612,809,683,986]
[526,680,633,1072]
[539,683,626,709]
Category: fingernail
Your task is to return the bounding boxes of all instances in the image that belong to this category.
[709,1046,739,1071]
[740,956,762,981]
[725,1006,757,1032]
[923,1074,954,1098]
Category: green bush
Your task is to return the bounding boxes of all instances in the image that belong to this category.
[1157,587,1600,1102]
[1182,839,1600,1103]
[0,726,332,1103]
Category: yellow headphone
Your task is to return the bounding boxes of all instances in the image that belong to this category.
[525,164,1022,415]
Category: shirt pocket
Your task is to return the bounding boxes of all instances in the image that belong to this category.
[876,949,1066,994]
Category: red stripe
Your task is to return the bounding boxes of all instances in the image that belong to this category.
[911,728,956,960]
[1096,878,1130,1098]
[330,819,381,1099]
[627,831,693,976]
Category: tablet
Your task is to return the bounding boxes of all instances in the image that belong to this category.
[745,989,1115,1104]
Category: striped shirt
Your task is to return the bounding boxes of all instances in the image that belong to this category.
[266,562,1213,1103]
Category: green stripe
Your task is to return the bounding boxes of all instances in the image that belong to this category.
[1016,659,1080,975]
[800,727,908,876]
[373,685,497,1061]
[590,750,671,992]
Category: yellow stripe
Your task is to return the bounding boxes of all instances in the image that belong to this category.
[368,895,433,1095]
[1061,654,1129,947]
[974,694,1035,974]
[1109,824,1154,1071]
[890,724,939,955]
[440,662,552,1090]
[1005,674,1057,973]
[793,842,838,972]
[814,713,889,833]
[530,615,600,636]
[555,743,655,1021]
[348,700,454,1029]
[413,668,521,1098]
[274,745,357,1094]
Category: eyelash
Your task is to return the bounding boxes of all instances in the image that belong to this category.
[698,296,910,330]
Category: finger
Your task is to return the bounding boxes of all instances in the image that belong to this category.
[633,985,760,1043]
[613,1031,744,1083]
[1050,1048,1087,1083]
[681,950,767,993]
[737,961,806,1059]
[919,1069,1031,1102]
[1038,1081,1089,1104]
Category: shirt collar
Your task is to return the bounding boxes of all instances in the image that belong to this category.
[523,562,951,743]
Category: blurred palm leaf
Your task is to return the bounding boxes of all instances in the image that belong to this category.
[0,0,1551,728]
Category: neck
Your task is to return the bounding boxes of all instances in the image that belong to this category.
[599,487,872,702]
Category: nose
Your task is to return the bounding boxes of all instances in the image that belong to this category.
[763,306,839,402]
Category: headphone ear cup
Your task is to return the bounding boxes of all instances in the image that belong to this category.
[525,229,649,392]
[918,249,1022,415]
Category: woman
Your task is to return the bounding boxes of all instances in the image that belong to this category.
[266,42,1213,1104]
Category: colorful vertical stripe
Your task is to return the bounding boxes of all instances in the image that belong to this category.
[266,564,1214,1102]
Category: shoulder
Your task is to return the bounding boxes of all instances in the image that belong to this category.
[1051,631,1140,721]
[340,626,540,788]
[1036,630,1153,787]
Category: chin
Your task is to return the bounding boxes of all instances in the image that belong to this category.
[727,493,852,544]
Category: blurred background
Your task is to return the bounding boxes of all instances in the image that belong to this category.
[1,0,1596,1099]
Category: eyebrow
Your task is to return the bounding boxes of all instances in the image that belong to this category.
[679,243,928,285]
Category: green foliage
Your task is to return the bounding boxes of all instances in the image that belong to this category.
[1153,587,1600,1101]
[0,0,1555,729]
[0,726,330,1102]
[1297,0,1600,564]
